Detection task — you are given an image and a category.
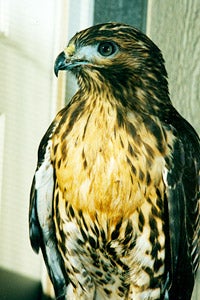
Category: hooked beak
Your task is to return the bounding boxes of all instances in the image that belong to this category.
[54,51,69,77]
[54,51,89,77]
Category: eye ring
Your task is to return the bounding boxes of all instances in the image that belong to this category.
[97,41,118,57]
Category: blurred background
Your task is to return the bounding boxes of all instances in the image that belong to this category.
[0,0,199,299]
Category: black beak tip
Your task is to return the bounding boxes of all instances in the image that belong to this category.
[54,65,59,77]
[54,51,66,77]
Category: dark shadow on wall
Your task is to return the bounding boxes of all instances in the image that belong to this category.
[94,0,148,32]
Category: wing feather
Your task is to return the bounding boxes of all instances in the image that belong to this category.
[29,111,68,300]
[164,113,200,299]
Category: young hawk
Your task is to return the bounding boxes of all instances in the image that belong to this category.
[29,23,200,299]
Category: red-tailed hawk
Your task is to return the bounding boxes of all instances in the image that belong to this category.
[29,23,200,299]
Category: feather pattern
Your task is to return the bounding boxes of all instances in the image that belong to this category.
[29,23,199,299]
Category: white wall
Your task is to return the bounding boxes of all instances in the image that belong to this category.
[0,0,64,279]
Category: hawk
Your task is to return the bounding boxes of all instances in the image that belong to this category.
[29,23,200,299]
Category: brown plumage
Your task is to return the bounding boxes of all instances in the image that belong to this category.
[29,23,200,299]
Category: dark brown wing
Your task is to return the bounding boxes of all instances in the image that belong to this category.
[164,110,200,299]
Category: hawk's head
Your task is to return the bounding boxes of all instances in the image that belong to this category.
[54,22,170,114]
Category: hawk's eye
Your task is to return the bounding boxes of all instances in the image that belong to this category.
[97,42,117,57]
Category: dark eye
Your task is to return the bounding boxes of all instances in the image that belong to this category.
[97,42,117,57]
